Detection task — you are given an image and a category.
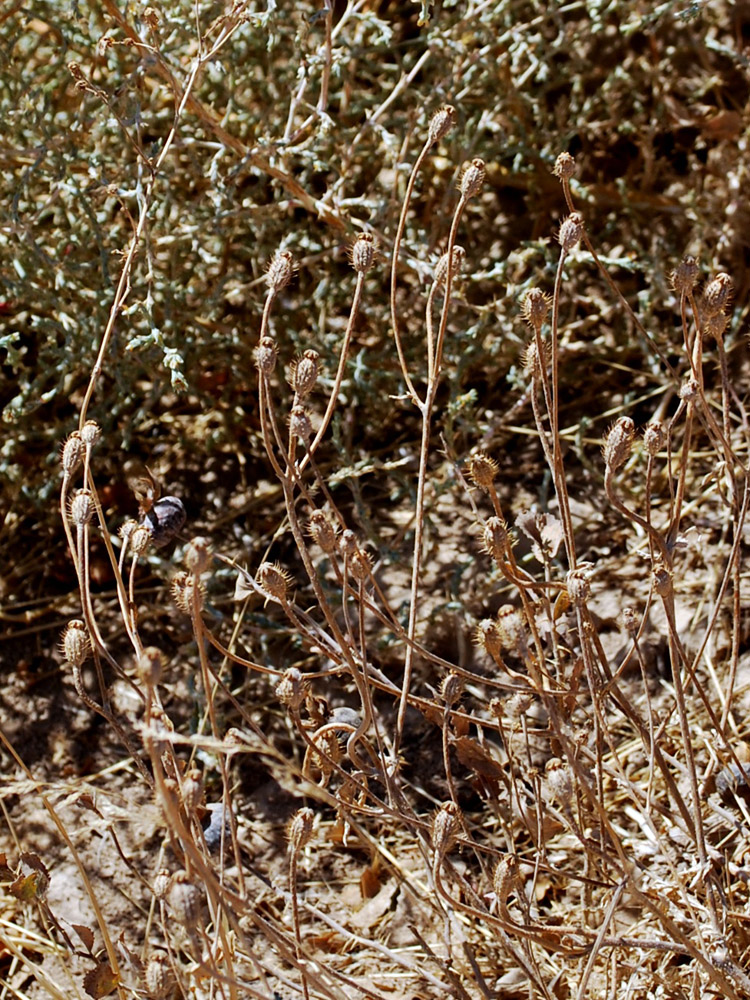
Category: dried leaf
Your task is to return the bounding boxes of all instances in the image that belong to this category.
[453,736,506,778]
[83,962,120,999]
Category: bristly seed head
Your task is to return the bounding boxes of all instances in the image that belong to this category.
[704,311,728,342]
[257,561,292,602]
[167,872,202,929]
[61,432,83,477]
[184,536,211,575]
[702,272,733,319]
[61,620,90,667]
[350,232,376,274]
[80,420,101,448]
[288,807,314,851]
[482,516,508,564]
[440,672,464,705]
[679,377,699,403]
[522,288,550,329]
[308,509,337,554]
[137,646,163,687]
[70,489,94,527]
[266,249,295,293]
[566,567,591,605]
[459,157,486,199]
[434,245,465,287]
[130,523,153,555]
[603,416,635,472]
[171,570,203,613]
[276,667,309,712]
[432,801,460,858]
[289,405,313,442]
[289,349,320,398]
[428,104,457,145]
[467,452,498,492]
[474,618,504,661]
[643,421,665,457]
[553,152,576,180]
[671,254,699,295]
[256,336,278,376]
[558,212,583,252]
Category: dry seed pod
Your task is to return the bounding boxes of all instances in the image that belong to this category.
[566,567,591,605]
[493,855,518,911]
[171,570,203,613]
[288,807,314,851]
[130,523,153,555]
[702,272,733,318]
[276,667,308,712]
[643,421,665,457]
[553,152,576,180]
[256,336,278,376]
[474,619,503,661]
[61,620,90,667]
[544,758,573,806]
[257,561,292,602]
[495,605,527,654]
[167,872,202,929]
[428,104,456,145]
[483,517,508,564]
[80,420,101,448]
[181,769,203,814]
[184,536,211,575]
[679,377,699,403]
[142,496,186,548]
[558,212,583,252]
[289,350,320,398]
[308,509,337,554]
[459,157,486,198]
[61,432,83,477]
[70,489,94,527]
[704,311,728,342]
[289,405,312,442]
[434,245,465,286]
[145,955,175,1000]
[622,607,639,636]
[441,672,464,705]
[652,562,672,597]
[137,646,163,687]
[350,232,376,274]
[432,801,460,857]
[671,254,699,295]
[266,249,295,293]
[522,288,550,329]
[467,452,498,492]
[603,416,635,472]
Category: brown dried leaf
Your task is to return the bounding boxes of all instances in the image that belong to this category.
[83,962,120,999]
[452,736,506,778]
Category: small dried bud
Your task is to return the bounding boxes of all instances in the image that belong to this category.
[308,509,337,553]
[545,758,573,806]
[70,489,94,527]
[288,807,314,851]
[434,245,465,287]
[137,646,163,687]
[566,567,591,605]
[503,691,534,722]
[432,801,460,858]
[130,523,153,555]
[80,420,101,448]
[256,336,278,376]
[558,212,583,252]
[61,432,83,477]
[142,496,186,548]
[119,518,138,542]
[349,547,371,583]
[643,421,665,457]
[167,872,202,928]
[257,561,292,602]
[474,619,504,661]
[483,516,508,564]
[289,349,320,398]
[184,536,211,575]
[152,869,172,899]
[671,255,699,295]
[467,452,498,492]
[653,563,672,597]
[495,605,527,654]
[441,672,464,705]
[522,288,550,329]
[181,769,203,814]
[704,311,728,342]
[702,272,733,318]
[622,607,639,636]
[61,620,90,667]
[603,416,635,472]
[350,232,376,274]
[171,570,203,613]
[276,667,308,711]
[459,157,486,199]
[679,377,699,403]
[145,955,175,1000]
[553,152,576,180]
[428,104,456,145]
[289,405,312,442]
[493,855,518,911]
[266,249,294,293]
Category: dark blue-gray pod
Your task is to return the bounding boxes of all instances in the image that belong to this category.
[141,496,186,547]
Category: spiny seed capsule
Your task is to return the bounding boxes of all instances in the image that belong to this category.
[474,619,503,661]
[289,405,312,442]
[130,523,153,555]
[152,869,171,899]
[256,336,278,376]
[702,272,733,318]
[119,518,138,542]
[167,872,202,929]
[62,620,90,667]
[643,421,665,457]
[266,249,294,293]
[553,152,576,180]
[428,104,456,145]
[622,607,639,635]
[483,517,508,564]
[137,646,163,687]
[184,536,211,575]
[496,605,527,653]
[679,377,699,403]
[459,157,486,199]
[289,349,320,398]
[441,672,463,705]
[467,452,498,492]
[522,288,550,329]
[142,495,185,548]
[434,245,465,286]
[308,509,337,553]
[70,489,94,527]
[545,758,573,805]
[493,855,518,910]
[288,807,314,851]
[145,955,175,1000]
[349,547,371,583]
[566,567,591,605]
[558,212,583,252]
[257,561,292,602]
[181,769,203,814]
[351,232,376,274]
[276,667,308,711]
[704,311,729,342]
[171,571,203,613]
[80,420,101,448]
[61,432,83,476]
[603,416,635,472]
[432,801,460,856]
[671,254,699,295]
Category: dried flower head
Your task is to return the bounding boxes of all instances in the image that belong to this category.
[145,955,175,1000]
[522,288,550,329]
[350,232,376,274]
[184,536,211,575]
[671,254,699,295]
[288,807,314,851]
[459,157,486,199]
[80,420,101,448]
[467,452,498,492]
[428,104,456,145]
[702,272,733,319]
[171,571,203,613]
[440,672,464,705]
[289,405,313,442]
[167,872,202,928]
[289,349,320,398]
[308,509,337,554]
[603,416,635,472]
[474,618,504,661]
[61,620,90,667]
[432,801,460,857]
[137,646,163,687]
[558,212,583,252]
[482,516,508,564]
[434,245,465,286]
[70,489,94,527]
[266,249,295,293]
[256,336,278,376]
[704,311,728,342]
[679,377,699,403]
[544,758,573,806]
[61,432,83,477]
[181,769,203,814]
[493,855,518,911]
[553,152,576,180]
[622,607,639,636]
[495,605,527,654]
[276,667,309,711]
[643,421,665,457]
[130,523,153,555]
[257,561,292,602]
[566,567,591,605]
